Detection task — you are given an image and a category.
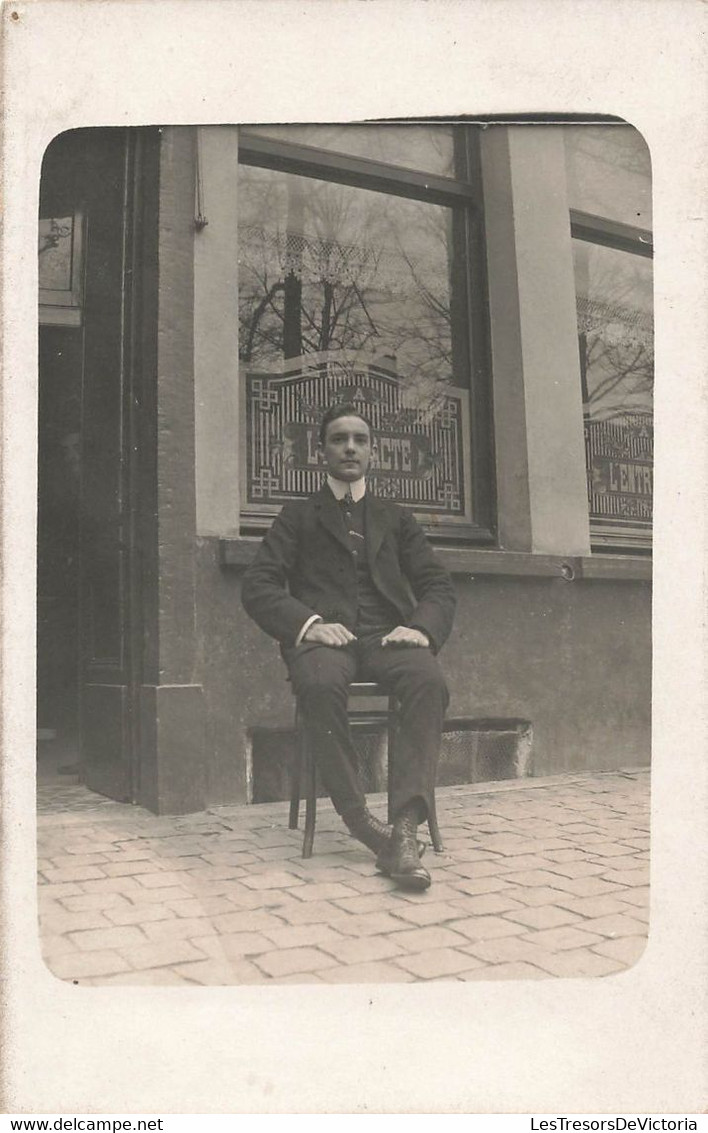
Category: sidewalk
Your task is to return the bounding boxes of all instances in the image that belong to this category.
[36,768,650,986]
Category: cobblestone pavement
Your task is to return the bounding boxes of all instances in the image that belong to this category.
[37,769,650,986]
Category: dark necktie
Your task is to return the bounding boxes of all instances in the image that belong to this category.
[342,489,354,510]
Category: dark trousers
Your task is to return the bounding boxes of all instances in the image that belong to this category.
[284,632,449,821]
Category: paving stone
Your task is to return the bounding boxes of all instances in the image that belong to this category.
[444,848,503,864]
[386,901,466,927]
[445,860,505,880]
[444,915,528,943]
[138,870,208,889]
[287,882,359,902]
[390,924,472,953]
[195,931,277,958]
[47,949,132,980]
[262,923,348,951]
[331,893,411,916]
[98,848,158,863]
[528,948,627,978]
[616,886,651,907]
[211,909,290,934]
[173,959,269,984]
[126,885,195,904]
[104,903,174,926]
[60,841,120,855]
[505,905,582,930]
[627,906,650,923]
[458,962,550,981]
[541,861,608,879]
[147,856,210,873]
[239,870,307,891]
[271,972,327,984]
[585,842,638,858]
[83,969,195,986]
[393,948,477,979]
[536,876,624,898]
[278,899,352,925]
[332,912,409,938]
[49,853,109,869]
[42,865,107,883]
[447,893,525,917]
[318,934,405,965]
[599,868,650,887]
[60,892,132,913]
[68,925,148,951]
[537,849,588,863]
[503,869,580,889]
[462,935,554,967]
[36,882,84,900]
[201,852,260,867]
[578,913,648,938]
[164,897,239,918]
[597,855,649,871]
[493,855,560,873]
[471,834,530,854]
[119,940,208,970]
[79,876,144,895]
[449,876,511,897]
[41,933,81,958]
[591,936,648,965]
[255,947,339,977]
[553,894,636,918]
[101,860,162,878]
[141,916,217,942]
[320,961,415,983]
[520,925,606,951]
[40,909,113,934]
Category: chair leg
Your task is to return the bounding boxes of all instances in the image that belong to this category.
[386,696,397,826]
[289,709,303,830]
[428,795,444,853]
[302,733,317,859]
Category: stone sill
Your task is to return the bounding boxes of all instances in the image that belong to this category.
[219,538,652,582]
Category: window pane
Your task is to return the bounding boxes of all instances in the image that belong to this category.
[246,124,455,177]
[564,126,652,229]
[238,163,473,525]
[574,240,653,545]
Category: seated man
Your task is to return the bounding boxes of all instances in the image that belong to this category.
[241,402,456,891]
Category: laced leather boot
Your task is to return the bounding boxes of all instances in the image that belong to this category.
[343,808,393,855]
[382,803,431,891]
[344,807,426,861]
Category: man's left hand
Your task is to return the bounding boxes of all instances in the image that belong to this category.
[381,626,430,648]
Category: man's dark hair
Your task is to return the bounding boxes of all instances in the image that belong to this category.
[318,402,374,445]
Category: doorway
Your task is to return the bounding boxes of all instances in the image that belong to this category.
[37,127,147,805]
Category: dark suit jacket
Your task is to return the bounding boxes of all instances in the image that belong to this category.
[241,484,457,654]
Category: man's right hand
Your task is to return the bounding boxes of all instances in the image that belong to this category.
[303,622,357,647]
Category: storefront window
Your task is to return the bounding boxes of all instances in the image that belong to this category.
[564,125,652,230]
[237,128,491,539]
[574,239,653,549]
[567,125,653,551]
[246,124,455,177]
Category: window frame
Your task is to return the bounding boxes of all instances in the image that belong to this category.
[237,127,496,545]
[571,208,654,553]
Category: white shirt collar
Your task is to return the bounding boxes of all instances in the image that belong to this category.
[326,474,366,502]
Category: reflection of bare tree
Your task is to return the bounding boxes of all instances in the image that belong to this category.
[576,250,653,421]
[238,167,456,406]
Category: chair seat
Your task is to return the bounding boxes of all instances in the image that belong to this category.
[289,681,444,859]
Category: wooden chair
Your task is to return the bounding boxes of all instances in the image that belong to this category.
[289,681,444,858]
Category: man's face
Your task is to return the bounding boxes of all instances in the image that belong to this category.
[319,414,372,482]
